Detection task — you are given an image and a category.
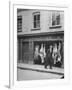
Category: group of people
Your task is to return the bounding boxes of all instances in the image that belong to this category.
[34,42,62,69]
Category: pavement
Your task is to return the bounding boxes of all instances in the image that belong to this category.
[17,63,64,75]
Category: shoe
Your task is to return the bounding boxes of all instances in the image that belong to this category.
[44,66,47,69]
[50,67,52,69]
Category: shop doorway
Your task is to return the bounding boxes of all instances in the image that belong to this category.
[22,42,29,63]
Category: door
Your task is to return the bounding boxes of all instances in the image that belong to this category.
[22,42,29,63]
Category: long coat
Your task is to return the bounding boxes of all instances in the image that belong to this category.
[44,49,53,66]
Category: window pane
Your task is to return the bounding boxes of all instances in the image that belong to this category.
[34,21,36,28]
[52,13,56,26]
[56,15,60,25]
[17,16,22,31]
[52,13,56,21]
[52,12,60,26]
[36,20,40,28]
[34,15,36,21]
[33,13,40,28]
[52,20,56,26]
[37,14,40,20]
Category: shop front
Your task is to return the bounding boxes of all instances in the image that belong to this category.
[17,31,64,68]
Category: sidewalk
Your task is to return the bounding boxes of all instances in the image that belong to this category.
[17,63,64,75]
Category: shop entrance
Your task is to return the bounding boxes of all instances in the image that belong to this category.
[22,42,29,63]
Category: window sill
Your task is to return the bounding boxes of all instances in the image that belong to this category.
[49,25,61,29]
[31,28,41,31]
[17,30,22,32]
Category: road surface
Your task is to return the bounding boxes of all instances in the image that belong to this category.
[17,68,63,81]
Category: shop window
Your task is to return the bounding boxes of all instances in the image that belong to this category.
[17,16,22,32]
[33,12,40,29]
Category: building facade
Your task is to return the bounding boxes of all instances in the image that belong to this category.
[17,9,64,67]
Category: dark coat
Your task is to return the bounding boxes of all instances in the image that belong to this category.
[44,50,53,66]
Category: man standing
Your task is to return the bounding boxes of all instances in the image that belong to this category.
[44,45,53,69]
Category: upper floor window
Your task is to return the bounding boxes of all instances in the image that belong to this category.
[33,12,40,29]
[17,16,22,32]
[52,12,60,26]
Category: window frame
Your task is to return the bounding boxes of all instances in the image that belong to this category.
[17,15,22,32]
[33,12,40,29]
[51,11,61,27]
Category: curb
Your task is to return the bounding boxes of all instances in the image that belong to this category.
[18,66,64,75]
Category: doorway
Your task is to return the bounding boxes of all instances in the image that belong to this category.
[22,42,29,63]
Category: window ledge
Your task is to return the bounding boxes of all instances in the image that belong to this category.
[17,30,22,32]
[31,28,41,31]
[49,25,61,29]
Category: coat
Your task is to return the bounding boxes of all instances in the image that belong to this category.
[44,49,53,66]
